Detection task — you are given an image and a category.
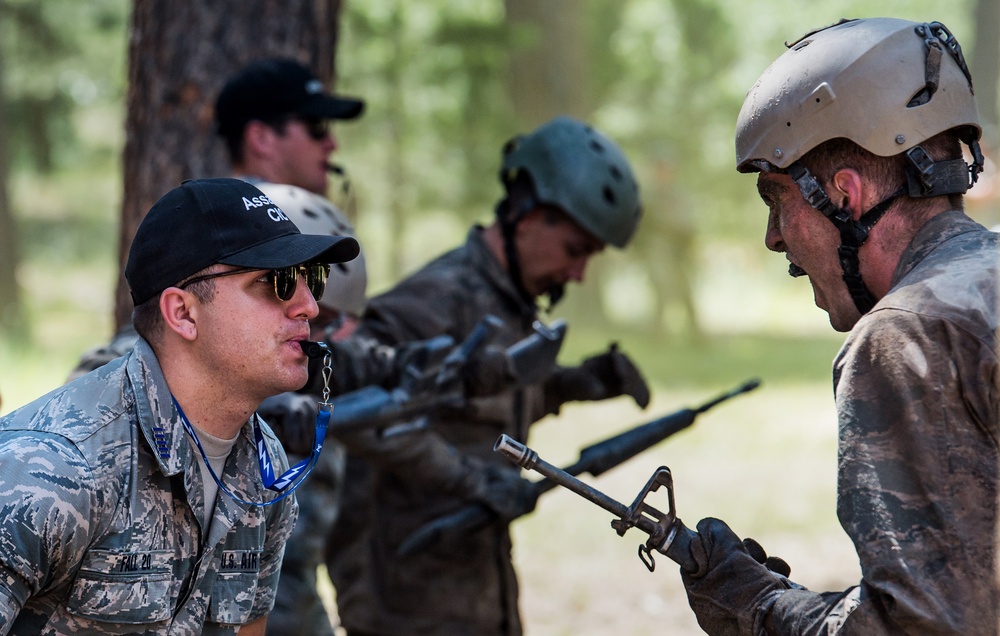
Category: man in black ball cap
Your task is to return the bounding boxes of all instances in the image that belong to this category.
[0,177,357,635]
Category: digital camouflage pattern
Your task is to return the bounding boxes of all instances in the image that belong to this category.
[328,226,572,636]
[0,338,297,635]
[763,211,1000,634]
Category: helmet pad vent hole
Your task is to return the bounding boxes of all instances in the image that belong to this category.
[603,186,616,205]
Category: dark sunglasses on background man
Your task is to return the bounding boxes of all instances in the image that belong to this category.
[296,117,330,141]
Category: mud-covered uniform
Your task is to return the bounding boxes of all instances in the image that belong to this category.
[763,212,1000,634]
[0,338,297,635]
[329,226,574,635]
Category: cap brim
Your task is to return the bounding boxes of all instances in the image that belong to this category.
[299,94,365,121]
[221,233,360,269]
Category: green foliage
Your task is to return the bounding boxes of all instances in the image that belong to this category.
[0,0,126,373]
[0,0,128,172]
[336,0,515,218]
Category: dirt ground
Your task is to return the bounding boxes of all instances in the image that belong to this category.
[320,382,860,635]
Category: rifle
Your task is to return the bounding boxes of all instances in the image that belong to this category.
[395,379,760,556]
[328,315,502,435]
[328,317,567,435]
[494,434,698,573]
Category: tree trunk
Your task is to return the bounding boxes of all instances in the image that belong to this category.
[114,0,345,329]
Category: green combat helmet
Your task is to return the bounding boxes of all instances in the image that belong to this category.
[501,116,641,248]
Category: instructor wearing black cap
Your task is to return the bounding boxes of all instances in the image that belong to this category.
[0,177,358,634]
[215,57,364,196]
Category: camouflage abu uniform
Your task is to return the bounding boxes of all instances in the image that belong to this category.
[0,338,297,635]
[762,212,1000,634]
[329,226,565,636]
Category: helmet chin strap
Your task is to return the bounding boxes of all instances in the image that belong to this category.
[786,137,981,316]
[496,196,546,310]
[495,193,568,313]
[787,164,904,315]
[546,284,564,308]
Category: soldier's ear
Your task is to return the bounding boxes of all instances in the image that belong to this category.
[159,288,199,342]
[244,120,281,160]
[830,169,865,220]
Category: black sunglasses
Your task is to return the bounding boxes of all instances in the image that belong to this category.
[296,117,330,141]
[179,263,330,302]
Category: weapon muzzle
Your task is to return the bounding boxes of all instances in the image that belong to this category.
[494,434,537,469]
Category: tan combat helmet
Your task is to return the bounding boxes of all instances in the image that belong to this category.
[501,116,642,248]
[736,17,982,185]
[735,18,983,316]
[256,183,368,318]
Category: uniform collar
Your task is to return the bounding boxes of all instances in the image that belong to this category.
[891,210,986,288]
[126,338,259,486]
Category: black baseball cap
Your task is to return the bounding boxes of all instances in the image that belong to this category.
[125,178,360,305]
[214,58,365,138]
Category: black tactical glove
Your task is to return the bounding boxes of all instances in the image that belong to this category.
[471,464,539,522]
[550,343,650,409]
[461,344,517,398]
[681,517,795,636]
[258,392,320,456]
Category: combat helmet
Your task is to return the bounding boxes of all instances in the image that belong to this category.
[735,18,983,315]
[737,17,981,181]
[500,116,642,248]
[255,183,368,317]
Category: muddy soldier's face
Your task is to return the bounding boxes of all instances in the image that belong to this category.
[759,171,863,332]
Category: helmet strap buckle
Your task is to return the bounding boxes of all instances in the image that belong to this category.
[904,145,977,197]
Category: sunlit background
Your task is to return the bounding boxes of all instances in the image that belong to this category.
[0,1,997,633]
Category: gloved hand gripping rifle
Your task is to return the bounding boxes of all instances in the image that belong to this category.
[395,379,760,556]
[327,317,567,435]
[327,314,503,436]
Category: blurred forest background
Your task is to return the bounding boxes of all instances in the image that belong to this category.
[0,1,998,634]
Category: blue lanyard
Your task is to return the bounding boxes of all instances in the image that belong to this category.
[172,396,330,507]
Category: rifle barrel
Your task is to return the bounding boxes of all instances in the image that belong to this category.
[693,378,760,414]
[577,378,761,477]
[495,435,631,518]
[497,434,699,573]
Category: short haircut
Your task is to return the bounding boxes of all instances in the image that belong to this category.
[220,116,293,164]
[801,130,964,212]
[131,270,218,347]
